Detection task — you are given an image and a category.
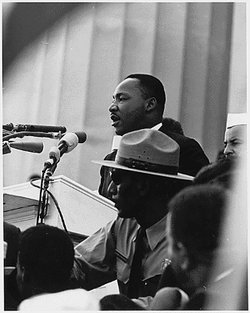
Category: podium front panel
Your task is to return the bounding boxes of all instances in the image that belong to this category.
[3,175,117,236]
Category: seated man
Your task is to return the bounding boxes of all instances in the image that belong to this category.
[15,224,99,310]
[73,129,193,299]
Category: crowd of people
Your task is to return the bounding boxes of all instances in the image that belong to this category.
[4,74,247,310]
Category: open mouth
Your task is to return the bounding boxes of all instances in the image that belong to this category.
[110,114,120,127]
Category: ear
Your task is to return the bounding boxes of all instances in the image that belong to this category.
[176,242,190,271]
[145,97,157,112]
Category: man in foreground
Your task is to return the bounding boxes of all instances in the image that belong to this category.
[73,129,193,298]
[16,224,99,310]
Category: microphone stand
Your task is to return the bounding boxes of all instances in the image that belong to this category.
[36,161,58,225]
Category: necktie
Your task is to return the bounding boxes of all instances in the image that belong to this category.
[127,227,146,298]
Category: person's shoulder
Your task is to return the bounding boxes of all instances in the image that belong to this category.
[161,128,198,146]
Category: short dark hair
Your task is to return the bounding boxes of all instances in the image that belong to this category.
[125,73,166,115]
[168,185,227,262]
[19,224,74,292]
[193,157,237,190]
[162,117,184,135]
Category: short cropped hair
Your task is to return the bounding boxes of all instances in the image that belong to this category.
[162,117,184,135]
[126,74,166,115]
[193,157,237,190]
[168,185,227,260]
[19,224,74,291]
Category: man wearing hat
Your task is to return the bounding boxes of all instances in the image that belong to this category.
[73,129,193,299]
[99,73,209,199]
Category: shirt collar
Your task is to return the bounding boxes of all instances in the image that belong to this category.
[111,135,121,150]
[111,123,163,150]
[151,122,162,131]
[145,214,168,250]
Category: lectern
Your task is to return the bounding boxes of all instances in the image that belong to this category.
[3,175,117,238]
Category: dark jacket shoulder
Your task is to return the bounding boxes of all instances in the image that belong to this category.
[159,126,209,176]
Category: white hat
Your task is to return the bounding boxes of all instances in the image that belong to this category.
[226,113,248,128]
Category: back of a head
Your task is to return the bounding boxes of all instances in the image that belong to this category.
[19,224,74,293]
[168,185,227,260]
[125,73,166,116]
[162,117,184,135]
[193,157,237,190]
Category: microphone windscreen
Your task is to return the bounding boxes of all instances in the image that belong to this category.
[75,131,87,143]
[59,133,78,152]
[9,141,44,153]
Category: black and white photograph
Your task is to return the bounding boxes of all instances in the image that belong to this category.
[2,2,247,310]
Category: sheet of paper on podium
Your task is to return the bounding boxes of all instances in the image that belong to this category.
[3,175,117,237]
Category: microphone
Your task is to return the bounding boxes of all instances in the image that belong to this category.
[58,132,87,155]
[74,131,87,144]
[44,146,61,168]
[6,141,44,153]
[3,123,67,133]
[44,132,87,168]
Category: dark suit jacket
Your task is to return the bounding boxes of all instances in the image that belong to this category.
[98,126,209,199]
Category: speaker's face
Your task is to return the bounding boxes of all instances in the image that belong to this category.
[109,78,148,136]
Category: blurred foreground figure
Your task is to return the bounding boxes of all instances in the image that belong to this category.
[100,294,144,310]
[16,224,99,310]
[4,222,21,267]
[18,288,99,311]
[150,181,247,310]
[136,185,229,310]
[4,222,21,310]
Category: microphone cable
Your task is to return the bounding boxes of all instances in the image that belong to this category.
[30,176,69,233]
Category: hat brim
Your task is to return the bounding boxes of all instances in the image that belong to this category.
[93,160,193,181]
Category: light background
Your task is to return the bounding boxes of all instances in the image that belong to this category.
[3,2,246,190]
